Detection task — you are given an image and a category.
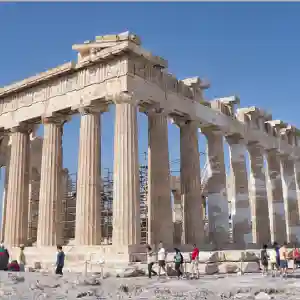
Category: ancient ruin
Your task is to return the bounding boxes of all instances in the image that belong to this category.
[1,32,300,266]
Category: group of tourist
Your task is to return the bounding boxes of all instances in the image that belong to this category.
[260,242,300,278]
[0,243,26,272]
[0,243,65,275]
[146,242,200,280]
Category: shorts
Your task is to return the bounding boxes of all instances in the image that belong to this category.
[158,260,165,267]
[261,261,268,267]
[280,260,288,269]
[270,262,279,270]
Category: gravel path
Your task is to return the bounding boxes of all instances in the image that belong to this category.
[0,270,300,299]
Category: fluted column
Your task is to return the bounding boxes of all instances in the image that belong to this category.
[248,142,270,245]
[4,125,30,246]
[266,149,286,244]
[75,107,102,245]
[1,148,10,242]
[281,154,300,243]
[226,134,252,246]
[36,117,64,247]
[202,128,229,248]
[112,100,140,246]
[172,190,183,245]
[180,120,204,245]
[295,160,300,230]
[147,110,173,245]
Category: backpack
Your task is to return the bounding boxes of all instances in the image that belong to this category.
[174,253,182,263]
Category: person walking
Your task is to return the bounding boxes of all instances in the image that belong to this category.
[55,245,65,275]
[146,245,157,279]
[260,244,269,276]
[292,244,300,271]
[269,244,279,277]
[157,242,169,279]
[19,245,26,272]
[174,248,183,279]
[279,242,289,278]
[190,244,199,279]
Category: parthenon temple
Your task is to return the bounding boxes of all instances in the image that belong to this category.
[1,32,300,260]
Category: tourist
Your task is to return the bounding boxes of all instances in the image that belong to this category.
[279,242,289,278]
[269,244,279,277]
[260,244,269,276]
[174,248,183,279]
[146,245,157,279]
[7,260,20,272]
[292,244,300,271]
[274,242,280,268]
[0,242,9,271]
[157,241,169,279]
[19,245,26,272]
[55,245,65,275]
[190,244,199,279]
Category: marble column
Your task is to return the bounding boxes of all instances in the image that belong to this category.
[172,190,183,245]
[202,128,229,248]
[147,110,173,246]
[248,142,270,245]
[112,101,140,246]
[265,149,287,244]
[36,117,64,247]
[294,160,300,230]
[1,148,10,242]
[281,154,300,243]
[180,120,204,245]
[226,134,252,246]
[75,108,102,245]
[4,125,30,246]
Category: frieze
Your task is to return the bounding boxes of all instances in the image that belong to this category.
[0,58,127,116]
[129,58,195,101]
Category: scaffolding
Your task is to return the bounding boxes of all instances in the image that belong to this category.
[100,168,113,244]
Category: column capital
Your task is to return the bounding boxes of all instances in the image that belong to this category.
[111,92,140,106]
[10,123,34,134]
[200,125,223,136]
[226,133,245,145]
[170,116,198,128]
[78,105,107,116]
[41,115,70,126]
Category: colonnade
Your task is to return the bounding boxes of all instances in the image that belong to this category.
[2,96,300,249]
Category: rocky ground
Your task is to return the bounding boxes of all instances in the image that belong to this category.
[0,270,300,299]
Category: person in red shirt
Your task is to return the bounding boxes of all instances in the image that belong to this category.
[293,244,300,271]
[190,244,199,279]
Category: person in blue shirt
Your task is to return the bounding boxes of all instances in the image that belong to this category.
[273,242,280,268]
[55,245,65,275]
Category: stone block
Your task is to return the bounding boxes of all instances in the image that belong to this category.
[34,262,41,270]
[218,262,238,274]
[198,251,219,263]
[198,263,219,275]
[224,250,259,262]
[242,261,260,273]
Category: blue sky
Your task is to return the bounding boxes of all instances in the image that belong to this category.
[0,2,299,191]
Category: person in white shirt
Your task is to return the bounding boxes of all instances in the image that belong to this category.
[146,245,157,279]
[157,242,169,279]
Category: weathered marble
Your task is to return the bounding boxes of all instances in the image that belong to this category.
[202,128,229,248]
[75,108,102,245]
[36,117,64,247]
[4,125,30,246]
[226,134,252,246]
[266,149,287,244]
[281,154,300,243]
[147,110,173,246]
[112,101,141,246]
[248,142,270,245]
[180,120,204,245]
